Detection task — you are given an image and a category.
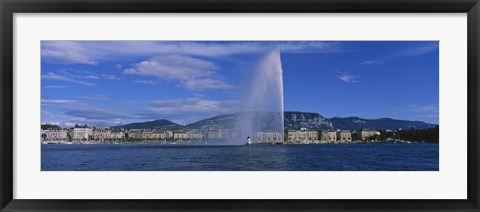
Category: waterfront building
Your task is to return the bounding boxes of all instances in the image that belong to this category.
[42,129,68,141]
[124,129,168,140]
[336,130,352,143]
[287,130,317,143]
[110,131,125,139]
[173,132,188,140]
[93,127,112,140]
[173,131,202,140]
[256,131,283,143]
[320,131,337,143]
[305,131,318,142]
[72,127,93,140]
[360,129,381,140]
[143,130,171,140]
[142,131,152,139]
[287,130,300,143]
[186,131,203,140]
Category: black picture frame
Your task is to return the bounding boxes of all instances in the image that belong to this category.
[1,0,479,211]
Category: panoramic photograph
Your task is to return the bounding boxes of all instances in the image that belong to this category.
[41,41,439,171]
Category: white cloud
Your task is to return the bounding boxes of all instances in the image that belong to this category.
[124,55,232,90]
[42,70,119,87]
[82,95,110,101]
[137,98,241,123]
[397,43,439,57]
[44,85,70,89]
[146,98,223,114]
[133,80,155,85]
[41,41,342,65]
[362,60,383,65]
[45,121,62,126]
[42,72,95,86]
[184,78,233,90]
[337,73,360,83]
[45,117,125,128]
[361,42,438,65]
[80,75,101,79]
[41,41,97,65]
[124,55,217,80]
[65,108,127,120]
[274,41,341,54]
[115,64,122,69]
[41,106,128,128]
[62,122,77,127]
[41,99,79,106]
[102,74,120,80]
[407,104,439,123]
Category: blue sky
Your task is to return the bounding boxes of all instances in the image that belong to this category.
[41,41,439,127]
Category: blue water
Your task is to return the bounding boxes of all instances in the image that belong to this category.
[41,143,438,171]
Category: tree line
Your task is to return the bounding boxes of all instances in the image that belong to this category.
[367,126,439,143]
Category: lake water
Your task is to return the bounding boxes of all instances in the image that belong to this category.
[41,143,438,171]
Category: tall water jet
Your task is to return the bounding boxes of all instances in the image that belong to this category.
[237,49,284,144]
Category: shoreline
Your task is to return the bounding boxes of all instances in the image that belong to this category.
[41,140,437,145]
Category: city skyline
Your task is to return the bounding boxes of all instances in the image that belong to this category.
[41,41,439,127]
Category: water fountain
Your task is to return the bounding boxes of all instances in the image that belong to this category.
[236,49,285,144]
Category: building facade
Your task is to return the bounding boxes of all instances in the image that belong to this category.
[256,131,283,143]
[72,127,93,140]
[143,131,170,140]
[42,129,68,140]
[93,128,112,140]
[173,131,202,140]
[336,130,352,143]
[320,131,337,143]
[361,130,381,140]
[287,130,318,143]
[110,131,125,139]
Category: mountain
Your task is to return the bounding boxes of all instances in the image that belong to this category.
[186,113,240,130]
[113,119,185,130]
[328,117,436,130]
[186,111,436,131]
[284,111,333,130]
[112,112,436,131]
[186,112,284,131]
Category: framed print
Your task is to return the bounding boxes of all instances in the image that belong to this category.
[1,0,479,211]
